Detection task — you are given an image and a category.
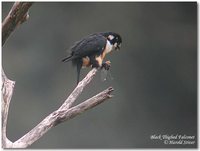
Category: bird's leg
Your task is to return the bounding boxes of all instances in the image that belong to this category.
[101,60,111,70]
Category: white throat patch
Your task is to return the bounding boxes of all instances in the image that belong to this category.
[104,40,114,54]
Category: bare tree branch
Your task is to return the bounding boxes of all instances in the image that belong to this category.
[59,68,98,110]
[13,84,113,148]
[2,2,33,148]
[3,66,114,148]
[2,2,114,148]
[2,2,33,46]
[1,70,15,148]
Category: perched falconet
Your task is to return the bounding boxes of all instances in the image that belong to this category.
[62,32,122,84]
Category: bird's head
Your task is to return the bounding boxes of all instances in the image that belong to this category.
[100,32,122,50]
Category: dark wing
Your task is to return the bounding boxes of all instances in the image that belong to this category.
[70,34,107,58]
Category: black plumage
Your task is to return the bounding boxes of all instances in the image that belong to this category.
[62,33,107,84]
[62,32,122,84]
[71,34,107,58]
[62,34,106,62]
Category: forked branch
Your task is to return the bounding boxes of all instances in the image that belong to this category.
[2,2,33,148]
[2,2,114,148]
[12,69,113,148]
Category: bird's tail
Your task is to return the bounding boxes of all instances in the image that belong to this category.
[62,55,73,62]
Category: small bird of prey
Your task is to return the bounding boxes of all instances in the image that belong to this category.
[62,31,122,84]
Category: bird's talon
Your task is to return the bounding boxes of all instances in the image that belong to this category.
[101,61,111,70]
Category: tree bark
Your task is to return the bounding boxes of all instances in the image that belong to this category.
[2,2,33,46]
[2,2,114,148]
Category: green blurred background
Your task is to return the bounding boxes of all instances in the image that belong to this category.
[2,2,197,148]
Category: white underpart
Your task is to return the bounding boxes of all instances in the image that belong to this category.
[104,40,114,54]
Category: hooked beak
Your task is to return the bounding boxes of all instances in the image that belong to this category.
[116,45,120,51]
